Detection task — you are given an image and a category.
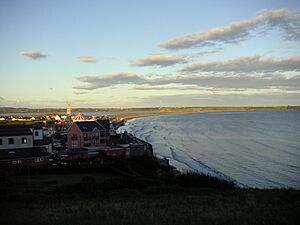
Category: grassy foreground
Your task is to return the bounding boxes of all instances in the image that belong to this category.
[0,162,299,225]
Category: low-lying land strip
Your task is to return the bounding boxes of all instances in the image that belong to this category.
[109,106,300,120]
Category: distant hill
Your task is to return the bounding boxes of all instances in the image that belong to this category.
[0,107,160,114]
[0,106,299,114]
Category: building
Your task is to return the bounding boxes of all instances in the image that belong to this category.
[120,132,153,156]
[0,125,50,167]
[66,102,72,116]
[72,113,85,122]
[67,121,110,150]
[0,147,49,167]
[31,126,43,143]
[0,126,33,150]
[53,115,61,121]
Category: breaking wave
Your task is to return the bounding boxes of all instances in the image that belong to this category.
[118,111,300,189]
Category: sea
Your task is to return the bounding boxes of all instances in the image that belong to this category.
[118,110,300,189]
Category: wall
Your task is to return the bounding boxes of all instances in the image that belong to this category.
[67,124,110,150]
[0,135,33,150]
[67,124,82,149]
[0,156,49,167]
[32,128,43,140]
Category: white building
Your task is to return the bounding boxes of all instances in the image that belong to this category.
[0,126,33,150]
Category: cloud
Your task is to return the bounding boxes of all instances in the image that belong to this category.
[73,70,300,92]
[197,49,222,56]
[146,74,300,90]
[133,85,201,91]
[73,73,144,90]
[21,50,47,59]
[73,91,89,95]
[131,54,186,67]
[180,55,300,73]
[158,8,300,50]
[136,93,300,107]
[78,55,97,63]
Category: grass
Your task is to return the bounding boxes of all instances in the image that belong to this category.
[0,168,299,225]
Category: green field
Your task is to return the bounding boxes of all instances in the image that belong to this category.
[0,169,299,225]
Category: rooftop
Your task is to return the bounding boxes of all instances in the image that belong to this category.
[75,121,105,132]
[0,125,33,137]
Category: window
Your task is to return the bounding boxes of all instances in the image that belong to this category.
[100,139,106,144]
[35,131,39,136]
[21,137,27,144]
[9,138,14,145]
[12,160,22,164]
[71,136,78,140]
[83,140,91,147]
[0,138,2,145]
[71,140,78,149]
[35,157,44,162]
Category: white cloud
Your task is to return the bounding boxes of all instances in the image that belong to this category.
[73,73,144,90]
[131,54,186,67]
[21,50,47,59]
[158,9,300,50]
[136,93,300,107]
[78,55,97,63]
[73,91,89,95]
[73,71,300,91]
[180,55,300,73]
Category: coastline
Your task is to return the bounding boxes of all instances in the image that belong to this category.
[117,110,300,190]
[108,106,300,121]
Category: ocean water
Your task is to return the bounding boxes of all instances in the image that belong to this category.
[118,111,300,189]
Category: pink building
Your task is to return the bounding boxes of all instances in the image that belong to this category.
[67,121,110,150]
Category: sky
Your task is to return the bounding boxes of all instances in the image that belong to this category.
[0,0,300,108]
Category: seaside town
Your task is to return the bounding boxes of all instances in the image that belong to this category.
[1,1,300,224]
[0,103,156,173]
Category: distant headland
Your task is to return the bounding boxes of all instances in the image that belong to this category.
[1,106,300,120]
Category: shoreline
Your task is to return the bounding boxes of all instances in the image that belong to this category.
[1,107,298,126]
[117,109,300,190]
[109,106,300,121]
[1,106,299,117]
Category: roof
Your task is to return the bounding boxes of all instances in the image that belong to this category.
[75,121,105,132]
[96,119,110,130]
[0,125,33,137]
[73,113,85,121]
[0,147,49,160]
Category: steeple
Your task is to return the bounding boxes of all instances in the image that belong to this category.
[66,102,72,116]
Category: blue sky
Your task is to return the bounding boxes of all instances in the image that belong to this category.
[0,0,300,108]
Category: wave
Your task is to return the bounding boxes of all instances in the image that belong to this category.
[118,111,300,189]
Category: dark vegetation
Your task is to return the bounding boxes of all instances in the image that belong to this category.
[0,157,299,225]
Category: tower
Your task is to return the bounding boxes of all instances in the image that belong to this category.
[66,102,72,116]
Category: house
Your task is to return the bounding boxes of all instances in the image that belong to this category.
[120,132,153,157]
[0,126,33,150]
[72,113,85,122]
[0,147,49,167]
[67,121,110,150]
[54,115,61,121]
[43,127,55,138]
[0,125,50,168]
[31,126,43,142]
